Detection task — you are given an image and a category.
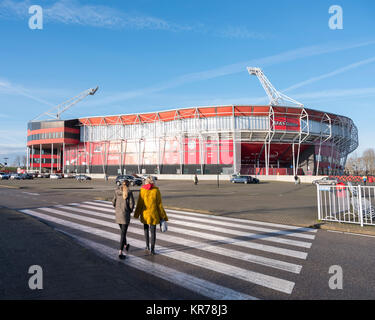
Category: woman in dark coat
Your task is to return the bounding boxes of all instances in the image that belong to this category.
[112,180,135,259]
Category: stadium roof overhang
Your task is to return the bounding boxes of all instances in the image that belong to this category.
[78,105,345,126]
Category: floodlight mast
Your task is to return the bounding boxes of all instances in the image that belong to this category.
[32,86,99,121]
[247,67,303,108]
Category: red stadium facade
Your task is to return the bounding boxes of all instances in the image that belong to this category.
[26,105,358,176]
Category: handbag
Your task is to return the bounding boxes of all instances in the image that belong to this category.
[160,219,168,233]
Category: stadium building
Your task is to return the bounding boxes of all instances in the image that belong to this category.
[26,69,359,177]
[26,104,358,177]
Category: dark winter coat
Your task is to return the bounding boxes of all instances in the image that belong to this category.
[112,189,135,225]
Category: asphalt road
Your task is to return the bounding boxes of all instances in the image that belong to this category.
[1,178,375,299]
[0,178,319,226]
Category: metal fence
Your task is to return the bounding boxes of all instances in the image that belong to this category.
[317,184,375,227]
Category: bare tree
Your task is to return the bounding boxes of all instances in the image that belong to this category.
[345,152,359,175]
[22,155,27,168]
[345,148,375,175]
[362,148,375,175]
[12,156,21,167]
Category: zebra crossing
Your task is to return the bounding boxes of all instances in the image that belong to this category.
[20,200,317,300]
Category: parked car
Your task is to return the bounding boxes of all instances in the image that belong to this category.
[9,173,22,180]
[312,177,338,185]
[140,174,158,181]
[50,174,62,179]
[230,174,259,184]
[63,174,75,178]
[20,173,34,180]
[37,173,49,178]
[75,174,91,181]
[0,172,10,180]
[115,174,142,186]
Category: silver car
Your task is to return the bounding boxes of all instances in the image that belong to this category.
[50,174,62,179]
[312,177,338,185]
[9,173,22,180]
[0,172,9,180]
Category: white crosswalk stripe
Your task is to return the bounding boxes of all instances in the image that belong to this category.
[20,200,318,299]
[83,201,318,233]
[63,204,309,259]
[75,203,312,248]
[38,205,302,274]
[21,209,256,300]
[78,203,315,240]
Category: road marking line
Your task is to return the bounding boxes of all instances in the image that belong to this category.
[56,204,308,259]
[326,230,375,238]
[21,209,295,294]
[166,213,315,240]
[20,210,257,300]
[35,206,303,273]
[90,200,317,233]
[21,192,40,196]
[81,202,316,239]
[65,204,312,248]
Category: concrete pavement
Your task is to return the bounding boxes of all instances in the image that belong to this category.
[0,207,203,300]
[1,178,375,300]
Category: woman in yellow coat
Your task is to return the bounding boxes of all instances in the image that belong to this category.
[134,176,168,255]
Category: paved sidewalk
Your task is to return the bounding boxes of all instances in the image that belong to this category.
[0,207,201,300]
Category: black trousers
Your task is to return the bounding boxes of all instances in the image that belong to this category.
[144,224,156,250]
[119,224,129,251]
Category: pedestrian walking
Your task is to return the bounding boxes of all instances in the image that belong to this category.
[194,174,198,185]
[134,176,168,255]
[294,175,300,185]
[112,180,135,259]
[363,175,367,186]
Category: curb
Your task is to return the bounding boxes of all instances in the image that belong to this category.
[316,222,375,236]
[0,185,22,189]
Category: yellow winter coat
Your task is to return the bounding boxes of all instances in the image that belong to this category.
[134,185,168,225]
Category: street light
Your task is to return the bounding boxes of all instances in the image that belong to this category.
[217,168,220,188]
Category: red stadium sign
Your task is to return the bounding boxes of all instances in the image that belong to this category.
[273,117,300,131]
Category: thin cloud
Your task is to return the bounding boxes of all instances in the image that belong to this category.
[208,87,375,106]
[0,0,274,38]
[0,79,55,106]
[293,87,375,101]
[86,40,375,107]
[217,26,267,40]
[0,0,192,31]
[0,128,26,157]
[0,145,26,157]
[283,56,375,92]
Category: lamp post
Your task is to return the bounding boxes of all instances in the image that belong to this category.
[217,169,220,188]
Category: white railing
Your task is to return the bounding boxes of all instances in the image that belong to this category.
[317,184,375,227]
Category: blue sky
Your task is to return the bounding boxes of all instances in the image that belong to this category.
[0,0,374,162]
